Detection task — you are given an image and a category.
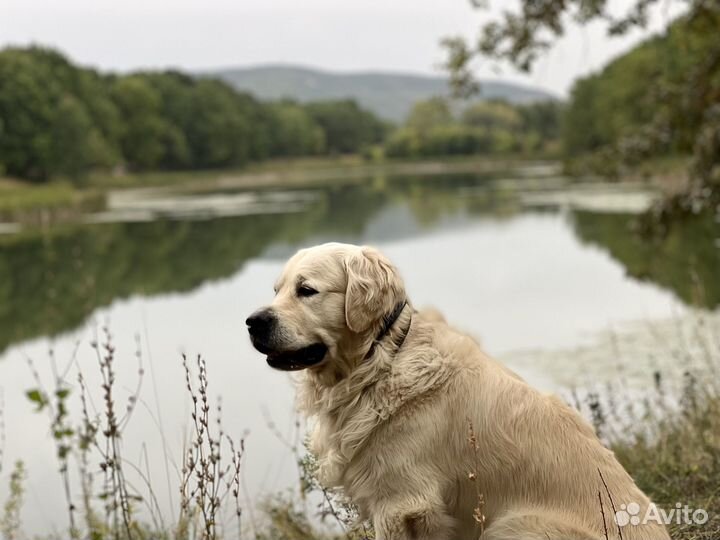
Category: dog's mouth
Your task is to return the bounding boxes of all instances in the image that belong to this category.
[262,343,328,371]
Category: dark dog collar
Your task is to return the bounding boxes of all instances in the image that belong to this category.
[364,300,411,359]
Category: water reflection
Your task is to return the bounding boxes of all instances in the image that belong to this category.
[571,209,720,308]
[0,173,511,354]
[1,169,717,535]
[0,172,717,356]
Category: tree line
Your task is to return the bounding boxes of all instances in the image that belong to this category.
[0,47,387,183]
[385,97,561,158]
[562,9,720,174]
[443,0,719,212]
[0,46,567,185]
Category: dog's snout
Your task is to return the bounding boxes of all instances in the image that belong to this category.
[246,308,275,337]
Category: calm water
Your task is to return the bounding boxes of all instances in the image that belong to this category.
[0,167,717,533]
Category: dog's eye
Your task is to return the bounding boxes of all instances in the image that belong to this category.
[297,285,319,298]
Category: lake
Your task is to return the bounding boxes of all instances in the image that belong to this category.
[0,163,718,534]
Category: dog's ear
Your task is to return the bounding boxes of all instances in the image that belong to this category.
[344,246,405,333]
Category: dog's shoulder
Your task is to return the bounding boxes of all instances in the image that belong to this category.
[422,317,529,387]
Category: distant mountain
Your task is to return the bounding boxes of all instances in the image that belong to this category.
[206,65,557,122]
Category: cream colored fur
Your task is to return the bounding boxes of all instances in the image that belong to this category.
[260,242,670,540]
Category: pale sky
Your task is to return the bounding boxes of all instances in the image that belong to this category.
[0,0,686,97]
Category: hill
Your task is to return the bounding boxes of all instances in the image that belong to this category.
[206,65,557,122]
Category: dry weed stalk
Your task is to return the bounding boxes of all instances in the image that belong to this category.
[0,461,25,540]
[180,353,244,540]
[88,327,145,539]
[466,419,486,535]
[296,448,371,539]
[76,371,104,538]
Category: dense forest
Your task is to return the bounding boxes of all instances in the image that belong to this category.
[4,10,717,188]
[0,47,562,184]
[561,9,720,179]
[0,47,387,183]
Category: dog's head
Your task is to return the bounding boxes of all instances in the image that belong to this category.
[246,243,405,371]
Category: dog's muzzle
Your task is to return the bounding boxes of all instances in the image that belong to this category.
[246,308,328,371]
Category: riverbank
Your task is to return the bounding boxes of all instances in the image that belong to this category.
[0,155,560,228]
[2,152,693,228]
[566,154,692,194]
[0,179,104,226]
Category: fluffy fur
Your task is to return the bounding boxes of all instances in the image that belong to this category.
[251,242,670,540]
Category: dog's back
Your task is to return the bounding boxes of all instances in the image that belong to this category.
[337,317,670,540]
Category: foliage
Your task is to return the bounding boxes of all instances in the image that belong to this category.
[0,47,386,183]
[462,100,521,131]
[405,97,454,132]
[444,0,720,212]
[444,0,700,78]
[0,48,118,182]
[385,98,561,158]
[110,76,174,170]
[563,11,720,161]
[268,102,326,156]
[305,100,387,155]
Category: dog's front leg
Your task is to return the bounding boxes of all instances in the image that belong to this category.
[373,495,455,540]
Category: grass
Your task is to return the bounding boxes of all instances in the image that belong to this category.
[1,316,718,539]
[572,314,720,540]
[608,366,720,540]
[614,395,720,539]
[0,179,105,224]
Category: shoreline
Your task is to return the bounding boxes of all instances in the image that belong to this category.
[1,154,693,232]
[0,156,560,230]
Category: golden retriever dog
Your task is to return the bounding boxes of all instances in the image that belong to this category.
[246,242,670,540]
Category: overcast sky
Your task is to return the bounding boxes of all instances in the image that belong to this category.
[1,0,686,97]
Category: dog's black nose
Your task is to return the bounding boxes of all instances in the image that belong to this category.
[246,308,275,337]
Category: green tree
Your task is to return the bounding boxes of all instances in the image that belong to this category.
[0,47,120,181]
[444,0,720,209]
[517,101,562,141]
[462,100,522,132]
[269,102,325,156]
[48,95,113,179]
[110,76,169,169]
[0,48,68,181]
[0,46,397,180]
[305,100,385,154]
[405,97,454,132]
[181,80,255,168]
[140,71,195,168]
